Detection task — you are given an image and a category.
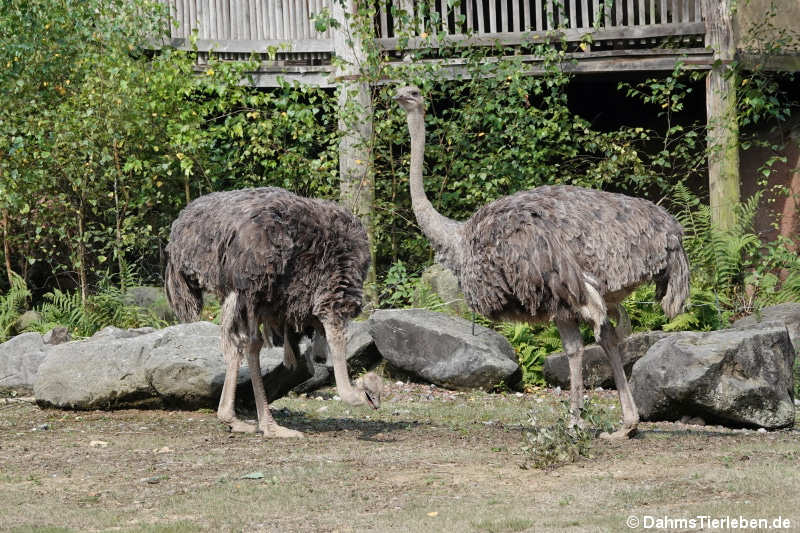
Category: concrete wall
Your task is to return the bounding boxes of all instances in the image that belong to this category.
[733,0,800,52]
[740,118,800,248]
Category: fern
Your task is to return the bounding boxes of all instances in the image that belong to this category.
[0,272,31,342]
[33,272,167,338]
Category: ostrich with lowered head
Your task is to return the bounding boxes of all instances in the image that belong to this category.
[165,187,382,438]
[395,85,689,438]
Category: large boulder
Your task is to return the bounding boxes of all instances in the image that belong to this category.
[630,326,796,429]
[732,303,800,353]
[414,264,470,316]
[0,328,71,394]
[369,309,520,389]
[34,322,312,410]
[543,331,674,389]
[0,333,50,394]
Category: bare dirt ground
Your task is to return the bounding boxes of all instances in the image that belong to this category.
[1,382,798,532]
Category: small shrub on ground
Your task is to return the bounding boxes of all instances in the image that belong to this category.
[522,397,616,470]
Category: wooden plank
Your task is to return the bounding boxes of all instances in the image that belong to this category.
[682,0,689,22]
[534,0,541,30]
[627,0,633,26]
[523,0,531,30]
[615,0,623,26]
[376,21,706,48]
[580,0,588,28]
[454,0,463,34]
[466,0,474,32]
[490,0,498,32]
[671,0,678,22]
[477,0,486,33]
[282,0,291,40]
[637,0,645,25]
[695,0,701,21]
[168,37,336,53]
[546,0,553,30]
[593,0,601,27]
[568,0,576,28]
[442,0,449,35]
[380,0,389,37]
[512,0,520,31]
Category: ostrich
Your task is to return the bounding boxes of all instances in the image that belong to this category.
[165,187,382,438]
[395,86,689,438]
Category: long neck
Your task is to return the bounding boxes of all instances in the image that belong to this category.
[406,108,463,262]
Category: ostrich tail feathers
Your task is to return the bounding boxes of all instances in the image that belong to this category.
[165,259,203,323]
[658,234,690,320]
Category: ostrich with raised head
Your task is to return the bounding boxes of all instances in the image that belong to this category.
[165,187,382,438]
[394,86,689,438]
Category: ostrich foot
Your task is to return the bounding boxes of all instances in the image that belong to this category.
[600,424,638,440]
[261,423,304,439]
[226,418,258,433]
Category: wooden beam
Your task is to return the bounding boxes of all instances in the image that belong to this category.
[377,21,705,50]
[739,53,800,72]
[703,0,739,231]
[164,37,335,53]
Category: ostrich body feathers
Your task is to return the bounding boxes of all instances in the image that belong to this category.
[459,185,689,322]
[165,187,370,331]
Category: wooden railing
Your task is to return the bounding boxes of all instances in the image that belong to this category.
[376,0,705,49]
[158,0,334,59]
[159,0,705,56]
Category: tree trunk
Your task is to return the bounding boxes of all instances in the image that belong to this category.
[2,209,13,286]
[333,0,378,308]
[112,140,126,287]
[77,199,87,308]
[703,0,740,231]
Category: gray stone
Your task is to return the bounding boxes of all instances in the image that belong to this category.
[34,322,309,410]
[12,310,42,334]
[543,331,674,389]
[311,320,382,375]
[732,303,800,354]
[414,263,470,316]
[122,286,176,322]
[42,327,71,345]
[0,332,51,394]
[369,309,520,390]
[630,326,796,429]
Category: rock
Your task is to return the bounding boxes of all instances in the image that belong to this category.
[630,326,796,429]
[732,303,800,353]
[369,309,520,390]
[12,310,42,334]
[311,320,382,375]
[34,322,313,410]
[414,263,470,316]
[0,332,52,394]
[42,327,71,345]
[122,286,176,322]
[543,331,674,389]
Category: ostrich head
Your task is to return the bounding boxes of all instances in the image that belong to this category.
[394,85,424,113]
[349,371,383,409]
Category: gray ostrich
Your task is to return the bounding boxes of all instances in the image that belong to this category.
[395,86,689,438]
[165,187,382,438]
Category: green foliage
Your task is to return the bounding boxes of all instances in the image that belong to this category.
[32,275,167,338]
[672,183,800,319]
[0,272,31,342]
[499,323,562,388]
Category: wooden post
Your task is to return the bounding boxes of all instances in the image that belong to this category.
[332,0,378,307]
[703,0,739,231]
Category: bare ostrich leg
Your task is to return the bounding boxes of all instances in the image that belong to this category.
[555,318,586,428]
[596,320,639,439]
[245,308,304,439]
[218,293,257,433]
[323,319,380,408]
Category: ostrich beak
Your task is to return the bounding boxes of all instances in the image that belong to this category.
[364,389,379,410]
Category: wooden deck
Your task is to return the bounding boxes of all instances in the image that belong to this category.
[157,0,711,86]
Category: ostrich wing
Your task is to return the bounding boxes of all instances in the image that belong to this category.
[461,201,588,320]
[511,186,681,295]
